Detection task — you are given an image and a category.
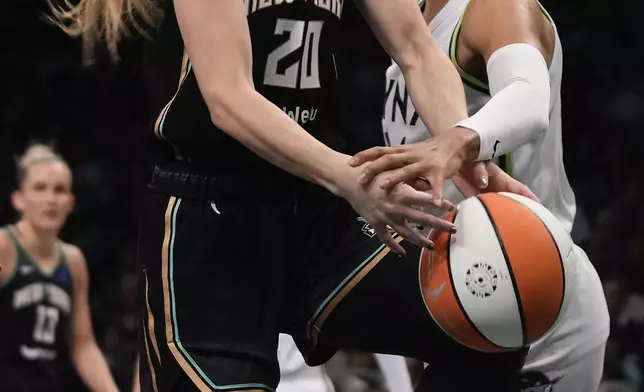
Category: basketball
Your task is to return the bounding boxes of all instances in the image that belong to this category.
[419,192,574,352]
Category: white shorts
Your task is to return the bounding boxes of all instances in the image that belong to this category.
[277,334,335,392]
[521,342,606,391]
[519,245,610,392]
[278,246,610,392]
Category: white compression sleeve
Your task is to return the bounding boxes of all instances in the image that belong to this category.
[374,354,414,392]
[455,43,551,161]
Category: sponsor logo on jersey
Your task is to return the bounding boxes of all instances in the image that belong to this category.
[20,345,58,361]
[282,105,318,125]
[19,265,35,275]
[56,268,71,285]
[356,217,397,238]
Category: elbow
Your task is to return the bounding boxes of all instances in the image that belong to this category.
[204,89,239,133]
[203,83,255,134]
[527,89,550,138]
[532,113,549,137]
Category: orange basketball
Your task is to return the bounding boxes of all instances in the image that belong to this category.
[419,192,573,352]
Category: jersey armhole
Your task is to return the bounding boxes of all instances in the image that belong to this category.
[448,0,553,95]
[58,245,77,294]
[448,12,490,94]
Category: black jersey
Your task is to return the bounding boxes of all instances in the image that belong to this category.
[143,0,345,176]
[0,226,74,392]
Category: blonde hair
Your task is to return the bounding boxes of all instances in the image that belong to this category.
[47,0,162,61]
[16,143,67,185]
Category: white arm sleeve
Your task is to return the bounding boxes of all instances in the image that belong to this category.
[455,43,551,161]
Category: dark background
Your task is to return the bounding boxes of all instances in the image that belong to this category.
[1,0,643,390]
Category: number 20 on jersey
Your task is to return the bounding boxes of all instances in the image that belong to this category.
[264,19,324,89]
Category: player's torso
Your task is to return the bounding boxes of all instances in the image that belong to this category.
[382,0,576,231]
[0,228,73,389]
[147,0,344,173]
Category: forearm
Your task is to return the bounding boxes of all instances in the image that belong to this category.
[73,341,119,392]
[355,0,467,136]
[456,43,550,160]
[208,86,353,195]
[402,37,468,136]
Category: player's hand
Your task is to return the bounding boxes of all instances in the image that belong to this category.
[341,170,456,255]
[452,162,540,202]
[349,127,479,208]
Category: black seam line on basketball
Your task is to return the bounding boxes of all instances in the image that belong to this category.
[476,195,528,347]
[445,209,503,349]
[498,193,566,325]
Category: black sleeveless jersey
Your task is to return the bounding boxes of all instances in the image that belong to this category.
[0,227,74,392]
[143,0,345,176]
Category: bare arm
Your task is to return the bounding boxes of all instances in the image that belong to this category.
[461,0,552,65]
[354,0,469,136]
[173,0,458,249]
[0,233,15,283]
[131,356,140,392]
[66,245,119,392]
[349,0,552,196]
[174,0,354,197]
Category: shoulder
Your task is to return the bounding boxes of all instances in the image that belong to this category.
[460,0,547,55]
[0,230,13,256]
[61,243,89,284]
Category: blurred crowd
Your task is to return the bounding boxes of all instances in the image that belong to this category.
[1,0,643,391]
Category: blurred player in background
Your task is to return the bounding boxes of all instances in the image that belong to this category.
[352,0,610,390]
[0,144,119,392]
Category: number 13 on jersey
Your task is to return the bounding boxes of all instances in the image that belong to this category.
[264,19,324,89]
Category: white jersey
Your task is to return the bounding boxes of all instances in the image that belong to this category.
[383,2,609,389]
[382,0,577,233]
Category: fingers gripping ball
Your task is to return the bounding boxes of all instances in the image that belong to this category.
[419,192,573,352]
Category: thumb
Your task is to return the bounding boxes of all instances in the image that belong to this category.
[472,161,489,189]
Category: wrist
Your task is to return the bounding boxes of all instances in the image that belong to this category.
[316,152,358,198]
[451,126,480,161]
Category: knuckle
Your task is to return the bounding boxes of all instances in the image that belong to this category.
[381,155,394,165]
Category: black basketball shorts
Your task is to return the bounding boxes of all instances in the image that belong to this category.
[137,163,526,392]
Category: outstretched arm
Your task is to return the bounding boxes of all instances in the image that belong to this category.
[350,0,478,205]
[350,0,550,202]
[174,0,456,251]
[354,0,469,135]
[454,0,552,161]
